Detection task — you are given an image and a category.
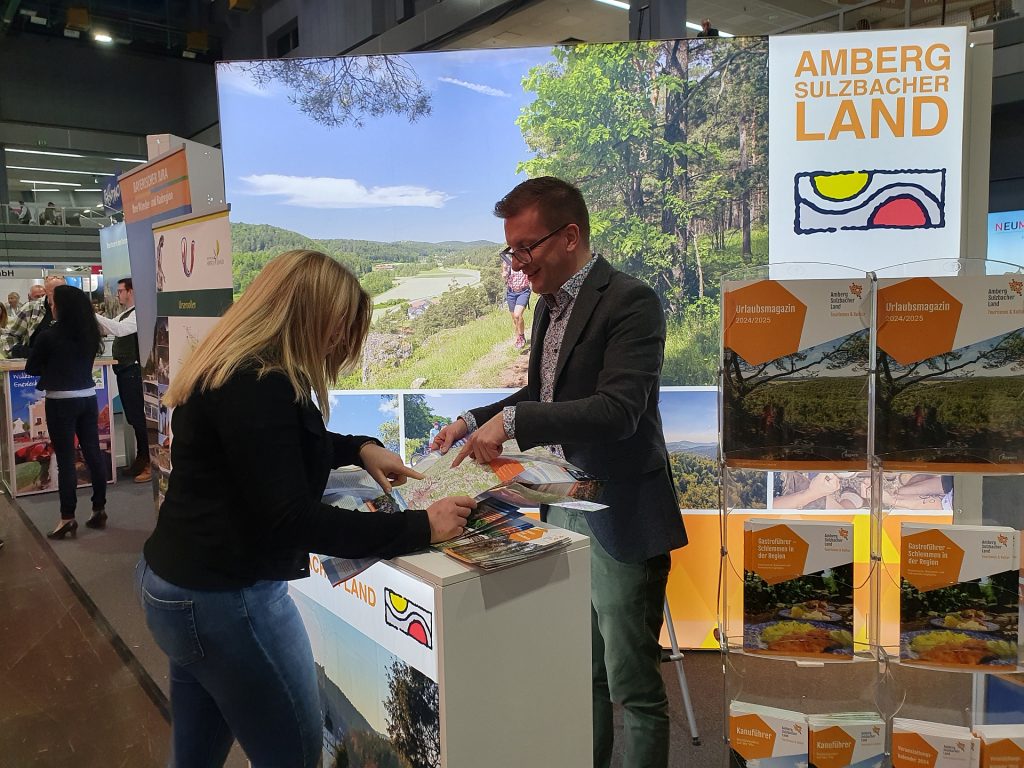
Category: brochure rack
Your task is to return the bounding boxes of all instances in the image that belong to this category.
[718,259,1024,764]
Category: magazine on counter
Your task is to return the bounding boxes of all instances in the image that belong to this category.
[318,453,602,577]
[807,713,884,768]
[743,519,855,659]
[434,484,573,571]
[892,719,979,768]
[317,470,411,586]
[728,701,807,768]
[900,523,1019,670]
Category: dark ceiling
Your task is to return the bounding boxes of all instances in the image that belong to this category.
[2,0,225,62]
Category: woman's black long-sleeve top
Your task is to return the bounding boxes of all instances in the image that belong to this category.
[24,325,98,391]
[143,368,431,590]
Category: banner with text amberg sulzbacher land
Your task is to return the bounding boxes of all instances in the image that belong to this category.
[769,27,967,272]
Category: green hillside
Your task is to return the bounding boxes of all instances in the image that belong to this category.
[230,221,501,294]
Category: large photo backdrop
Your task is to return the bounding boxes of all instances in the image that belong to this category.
[217,38,769,392]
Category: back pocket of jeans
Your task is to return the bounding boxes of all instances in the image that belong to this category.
[142,589,205,666]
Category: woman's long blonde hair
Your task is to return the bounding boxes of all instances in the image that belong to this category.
[163,249,371,421]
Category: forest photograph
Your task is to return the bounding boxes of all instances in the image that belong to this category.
[217,36,769,390]
[876,329,1024,465]
[723,329,870,465]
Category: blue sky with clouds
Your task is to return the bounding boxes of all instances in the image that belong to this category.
[216,47,556,243]
[327,393,399,438]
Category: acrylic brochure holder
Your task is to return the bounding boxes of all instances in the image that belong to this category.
[718,258,1024,764]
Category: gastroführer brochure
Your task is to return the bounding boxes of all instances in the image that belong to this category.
[807,714,884,768]
[743,519,855,658]
[900,523,1019,669]
[729,701,808,768]
[875,276,1024,471]
[892,719,979,768]
[722,278,871,469]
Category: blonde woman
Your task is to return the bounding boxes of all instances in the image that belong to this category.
[136,250,475,768]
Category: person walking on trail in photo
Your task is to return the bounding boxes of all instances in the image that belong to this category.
[432,176,688,768]
[95,278,152,483]
[502,255,532,349]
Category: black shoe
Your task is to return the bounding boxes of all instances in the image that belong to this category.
[85,510,108,529]
[47,519,78,539]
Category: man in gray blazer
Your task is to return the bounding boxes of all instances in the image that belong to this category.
[434,176,688,768]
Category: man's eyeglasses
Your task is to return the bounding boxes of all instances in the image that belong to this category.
[499,223,570,267]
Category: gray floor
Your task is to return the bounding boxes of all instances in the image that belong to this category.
[10,476,977,767]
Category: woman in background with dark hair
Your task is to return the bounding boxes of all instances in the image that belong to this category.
[26,285,108,539]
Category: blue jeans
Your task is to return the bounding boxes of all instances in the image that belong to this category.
[45,396,108,518]
[135,559,321,767]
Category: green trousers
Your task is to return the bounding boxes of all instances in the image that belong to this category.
[547,507,671,768]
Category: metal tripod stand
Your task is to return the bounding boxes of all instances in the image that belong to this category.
[664,600,702,745]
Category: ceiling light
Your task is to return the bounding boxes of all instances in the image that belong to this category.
[110,157,143,163]
[7,165,114,176]
[77,189,103,192]
[182,50,197,59]
[19,179,81,187]
[594,0,630,8]
[28,189,60,192]
[64,28,80,38]
[29,15,47,25]
[7,149,85,158]
[94,33,113,43]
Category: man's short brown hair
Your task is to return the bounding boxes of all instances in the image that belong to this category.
[493,176,590,246]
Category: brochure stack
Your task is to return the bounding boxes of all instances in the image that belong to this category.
[806,713,885,768]
[743,519,855,659]
[900,524,1019,669]
[974,725,1024,768]
[729,701,808,768]
[892,719,980,768]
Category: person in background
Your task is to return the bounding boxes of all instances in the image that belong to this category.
[697,18,720,36]
[8,201,32,224]
[0,305,8,342]
[28,284,45,302]
[137,249,476,767]
[2,276,65,358]
[95,278,151,483]
[6,292,21,320]
[39,202,62,226]
[502,255,532,349]
[25,285,109,539]
[433,177,687,768]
